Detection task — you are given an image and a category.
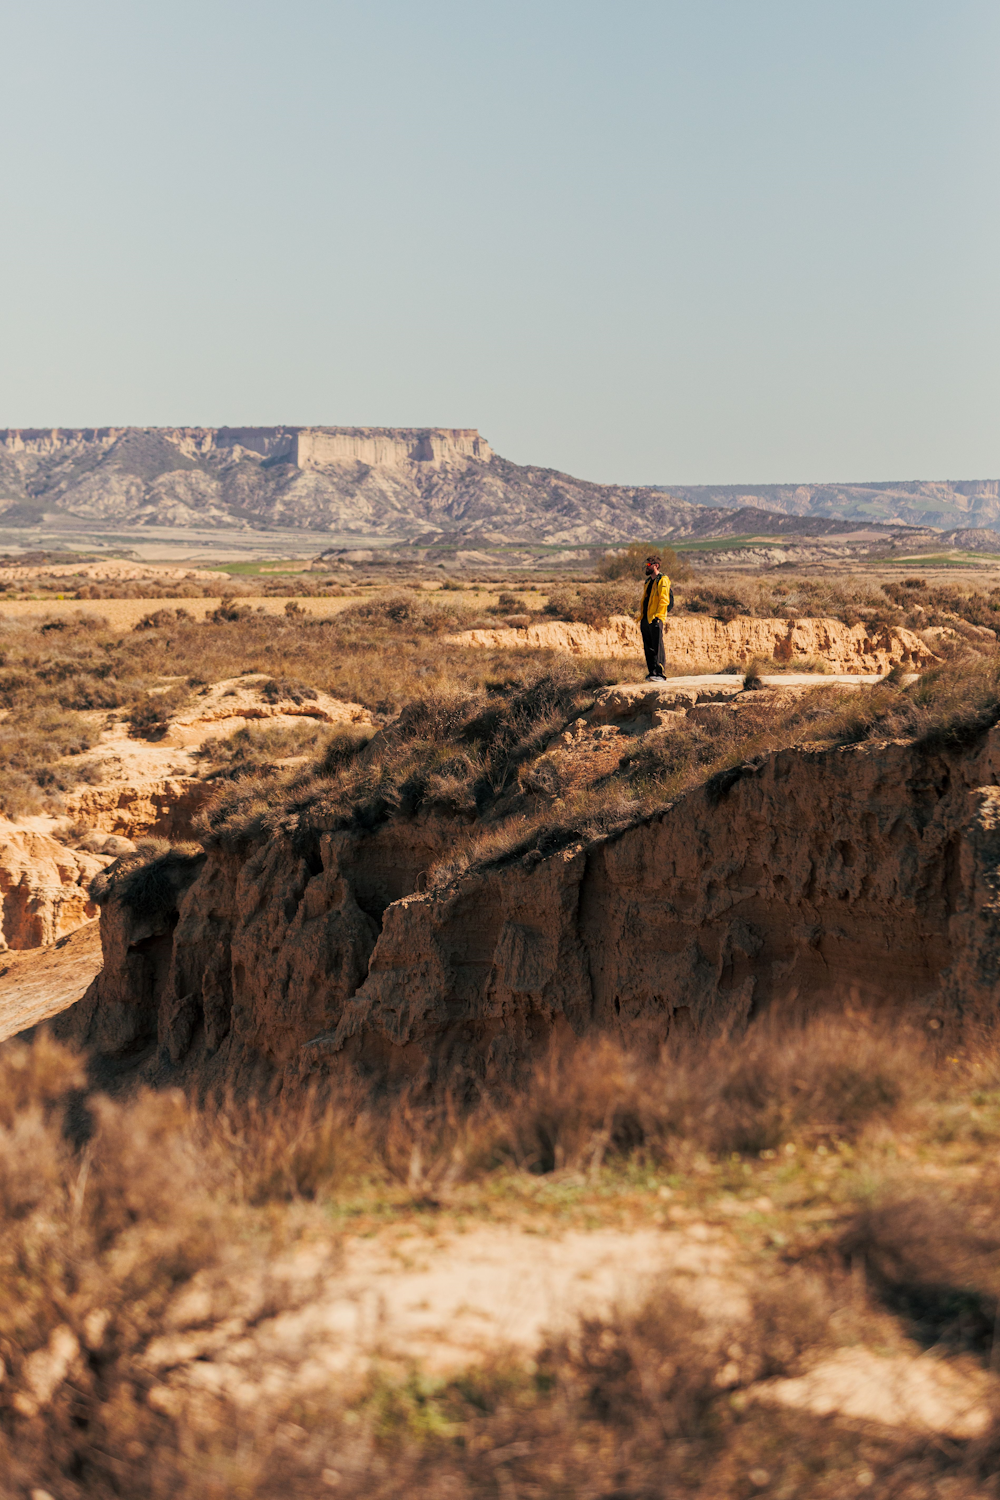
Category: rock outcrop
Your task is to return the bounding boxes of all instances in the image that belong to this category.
[57,718,1000,1090]
[0,921,103,1043]
[63,779,212,841]
[448,615,937,675]
[0,824,110,950]
[163,677,374,749]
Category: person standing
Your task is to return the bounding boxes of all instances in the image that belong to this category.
[637,553,672,681]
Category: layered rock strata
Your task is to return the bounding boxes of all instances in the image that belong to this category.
[58,716,1000,1089]
[0,825,110,950]
[448,615,938,675]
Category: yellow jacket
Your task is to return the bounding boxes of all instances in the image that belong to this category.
[637,573,671,625]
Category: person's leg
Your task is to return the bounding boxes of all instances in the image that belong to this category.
[654,620,666,677]
[640,622,657,675]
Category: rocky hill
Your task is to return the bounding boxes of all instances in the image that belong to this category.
[665,479,1000,533]
[0,426,902,546]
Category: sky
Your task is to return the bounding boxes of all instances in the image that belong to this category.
[0,0,997,486]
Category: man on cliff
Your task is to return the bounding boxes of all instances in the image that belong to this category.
[638,554,672,681]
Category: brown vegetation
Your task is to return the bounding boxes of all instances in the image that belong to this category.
[8,569,1000,1492]
[677,570,1000,634]
[596,542,692,583]
[4,1022,1000,1495]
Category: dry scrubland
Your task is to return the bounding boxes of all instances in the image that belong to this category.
[7,1025,1000,1496]
[5,567,1000,1494]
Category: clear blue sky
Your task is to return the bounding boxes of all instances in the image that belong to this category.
[1,0,997,485]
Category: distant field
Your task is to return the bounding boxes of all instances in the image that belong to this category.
[887,552,1000,567]
[0,587,550,629]
[209,561,312,576]
[0,596,366,628]
[673,534,782,552]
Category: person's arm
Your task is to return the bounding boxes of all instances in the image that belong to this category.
[652,575,670,623]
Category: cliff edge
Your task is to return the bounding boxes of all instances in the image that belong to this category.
[56,718,1000,1093]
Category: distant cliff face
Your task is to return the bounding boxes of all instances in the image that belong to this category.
[3,425,979,543]
[665,479,1000,533]
[0,425,702,544]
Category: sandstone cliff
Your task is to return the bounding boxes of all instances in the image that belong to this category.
[58,717,1000,1091]
[448,615,937,674]
[0,824,110,950]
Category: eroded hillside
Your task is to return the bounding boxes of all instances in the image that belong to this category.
[8,570,1000,1498]
[20,569,994,1095]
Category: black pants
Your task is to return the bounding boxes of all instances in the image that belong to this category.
[641,618,665,677]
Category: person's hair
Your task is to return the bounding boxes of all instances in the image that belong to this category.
[645,554,661,567]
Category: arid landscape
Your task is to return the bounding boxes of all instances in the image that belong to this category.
[5,0,998,1486]
[3,532,1000,1496]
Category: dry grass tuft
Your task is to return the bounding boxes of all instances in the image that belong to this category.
[491,1019,926,1174]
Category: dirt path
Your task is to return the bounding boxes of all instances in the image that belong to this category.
[0,921,102,1043]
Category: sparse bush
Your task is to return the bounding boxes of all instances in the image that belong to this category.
[492,1019,922,1173]
[209,594,252,623]
[194,720,337,778]
[126,684,192,740]
[543,581,639,627]
[0,706,100,816]
[135,607,193,629]
[596,542,690,582]
[259,677,318,704]
[841,1179,1000,1354]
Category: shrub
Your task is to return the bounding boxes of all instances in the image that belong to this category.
[841,1182,1000,1354]
[260,677,318,704]
[492,1018,921,1173]
[0,706,100,816]
[596,543,690,582]
[126,684,192,740]
[194,720,339,778]
[543,581,638,626]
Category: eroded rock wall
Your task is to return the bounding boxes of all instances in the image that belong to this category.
[448,615,937,674]
[331,734,1000,1076]
[58,728,1000,1091]
[0,825,109,951]
[56,816,462,1089]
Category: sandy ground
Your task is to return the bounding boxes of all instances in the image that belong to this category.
[144,1216,996,1441]
[0,921,102,1043]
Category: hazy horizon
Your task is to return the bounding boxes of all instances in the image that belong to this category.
[1,1,997,488]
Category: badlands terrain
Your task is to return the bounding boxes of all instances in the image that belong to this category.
[5,550,1000,1495]
[4,427,996,566]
